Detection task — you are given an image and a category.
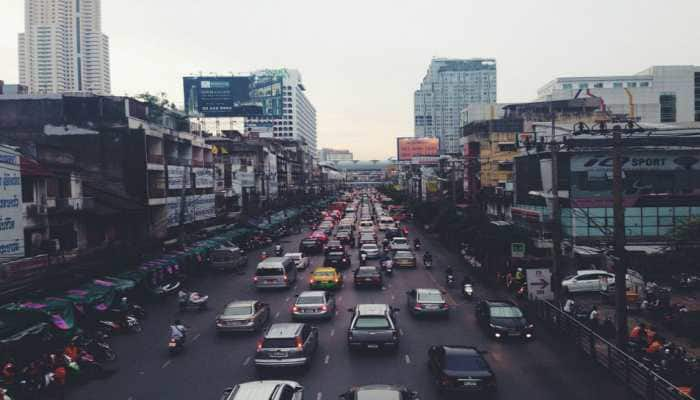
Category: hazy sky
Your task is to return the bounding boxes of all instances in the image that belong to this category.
[2,0,700,159]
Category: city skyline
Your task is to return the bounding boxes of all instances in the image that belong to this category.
[2,0,700,159]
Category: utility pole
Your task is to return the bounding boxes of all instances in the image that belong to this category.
[177,164,191,246]
[550,105,563,296]
[612,125,628,346]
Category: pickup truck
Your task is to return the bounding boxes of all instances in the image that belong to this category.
[347,304,399,351]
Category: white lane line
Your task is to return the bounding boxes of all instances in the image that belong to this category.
[391,294,395,300]
[330,329,335,337]
[274,311,280,319]
[404,354,411,364]
[161,360,172,369]
[285,297,290,302]
[128,397,134,400]
[338,295,343,302]
[243,356,251,366]
[382,286,387,291]
[335,310,339,316]
[324,354,330,364]
[317,392,323,400]
[399,328,404,336]
[191,333,201,342]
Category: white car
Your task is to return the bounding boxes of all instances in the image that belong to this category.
[561,269,644,293]
[360,243,381,259]
[220,380,303,400]
[284,253,310,271]
[390,237,411,251]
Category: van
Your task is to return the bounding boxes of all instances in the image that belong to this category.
[378,216,395,231]
[210,247,248,271]
[254,257,297,289]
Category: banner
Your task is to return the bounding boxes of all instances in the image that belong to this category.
[193,167,214,188]
[397,137,440,161]
[167,165,190,190]
[165,194,216,227]
[0,148,24,260]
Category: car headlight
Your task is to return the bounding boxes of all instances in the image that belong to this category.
[527,324,534,329]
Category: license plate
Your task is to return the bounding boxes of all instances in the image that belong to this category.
[508,332,521,337]
[270,352,288,358]
[266,279,276,283]
[426,304,439,310]
[364,278,372,282]
[366,344,379,349]
[461,381,478,387]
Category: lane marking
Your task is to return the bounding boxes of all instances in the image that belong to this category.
[324,354,330,364]
[404,354,411,364]
[330,329,335,337]
[338,295,343,302]
[161,360,172,369]
[382,286,387,291]
[317,392,323,400]
[285,297,290,302]
[399,328,404,336]
[335,310,339,316]
[191,333,201,342]
[243,356,251,366]
[391,295,395,301]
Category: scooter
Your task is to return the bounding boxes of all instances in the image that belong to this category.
[179,292,209,311]
[446,274,455,288]
[463,283,474,299]
[274,244,284,257]
[424,259,432,269]
[360,253,367,266]
[414,242,421,251]
[97,315,142,334]
[76,336,117,362]
[168,336,185,355]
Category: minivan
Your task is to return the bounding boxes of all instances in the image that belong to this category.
[254,323,319,370]
[254,257,297,289]
[210,247,248,272]
[378,216,395,231]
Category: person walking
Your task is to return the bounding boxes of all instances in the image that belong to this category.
[563,297,575,314]
[589,306,600,330]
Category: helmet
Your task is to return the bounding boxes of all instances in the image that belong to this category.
[174,319,182,325]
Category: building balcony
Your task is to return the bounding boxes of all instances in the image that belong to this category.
[191,159,205,167]
[48,197,96,213]
[166,157,181,166]
[148,188,166,199]
[147,153,164,164]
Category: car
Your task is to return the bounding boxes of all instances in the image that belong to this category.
[335,231,354,247]
[337,223,355,233]
[385,227,402,240]
[360,243,381,259]
[292,291,336,320]
[353,266,383,288]
[219,380,303,400]
[389,237,411,251]
[339,385,419,400]
[299,238,323,255]
[359,234,376,246]
[378,216,396,231]
[324,251,352,270]
[406,288,449,317]
[309,267,344,290]
[562,269,645,294]
[318,223,334,235]
[254,323,319,371]
[428,345,496,394]
[392,250,417,268]
[216,300,270,333]
[324,240,345,255]
[475,300,534,340]
[284,252,310,271]
[309,230,329,244]
[347,304,400,351]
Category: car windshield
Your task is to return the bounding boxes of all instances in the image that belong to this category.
[261,338,296,349]
[357,267,378,276]
[418,292,443,302]
[393,238,407,244]
[223,305,252,316]
[491,306,524,318]
[328,252,345,258]
[362,245,378,250]
[314,271,335,277]
[354,316,390,329]
[395,251,412,258]
[356,390,401,400]
[445,354,488,371]
[297,296,325,305]
[303,240,319,245]
[255,267,284,276]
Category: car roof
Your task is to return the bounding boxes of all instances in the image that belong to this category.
[226,300,256,308]
[298,290,326,298]
[575,269,610,275]
[442,345,481,357]
[417,288,442,296]
[284,252,302,258]
[232,380,299,400]
[392,237,407,241]
[484,300,516,308]
[361,243,378,247]
[313,267,337,273]
[394,251,413,256]
[258,257,289,266]
[356,304,389,315]
[265,323,304,338]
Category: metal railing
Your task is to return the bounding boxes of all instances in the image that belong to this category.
[531,300,695,400]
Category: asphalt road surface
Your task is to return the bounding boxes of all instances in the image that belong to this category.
[70,220,632,400]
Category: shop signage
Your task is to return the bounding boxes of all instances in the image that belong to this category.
[0,148,24,259]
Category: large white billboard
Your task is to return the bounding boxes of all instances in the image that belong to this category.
[0,147,24,260]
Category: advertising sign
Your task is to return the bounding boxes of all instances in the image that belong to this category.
[570,152,700,207]
[165,194,216,227]
[183,76,259,117]
[0,148,24,260]
[396,137,440,161]
[526,268,554,300]
[511,243,526,258]
[167,165,190,190]
[0,255,49,284]
[193,167,214,189]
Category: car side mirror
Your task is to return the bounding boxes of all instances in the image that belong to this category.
[347,308,354,312]
[441,290,447,295]
[295,386,304,392]
[294,294,299,297]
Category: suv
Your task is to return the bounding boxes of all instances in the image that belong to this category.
[220,380,303,400]
[255,323,319,371]
[347,304,400,351]
[475,300,534,340]
[390,237,410,252]
[299,238,323,255]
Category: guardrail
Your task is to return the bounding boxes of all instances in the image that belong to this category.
[531,300,695,400]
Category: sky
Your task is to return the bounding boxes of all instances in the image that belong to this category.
[2,0,700,160]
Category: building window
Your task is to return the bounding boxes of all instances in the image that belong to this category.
[659,94,677,123]
[640,82,650,87]
[695,72,700,122]
[593,83,603,88]
[579,83,589,89]
[627,82,637,88]
[613,82,623,88]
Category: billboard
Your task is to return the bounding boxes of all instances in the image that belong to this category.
[397,137,440,161]
[0,148,24,261]
[183,76,260,117]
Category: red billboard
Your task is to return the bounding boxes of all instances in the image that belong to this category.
[396,137,440,161]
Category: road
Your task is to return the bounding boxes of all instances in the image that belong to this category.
[70,218,632,400]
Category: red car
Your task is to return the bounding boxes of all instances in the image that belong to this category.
[310,230,329,243]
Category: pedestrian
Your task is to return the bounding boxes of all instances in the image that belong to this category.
[563,297,575,314]
[630,322,648,345]
[601,317,616,339]
[589,306,599,330]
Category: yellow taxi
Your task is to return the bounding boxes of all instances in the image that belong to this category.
[309,267,343,290]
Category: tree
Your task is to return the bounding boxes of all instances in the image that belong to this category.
[671,217,700,243]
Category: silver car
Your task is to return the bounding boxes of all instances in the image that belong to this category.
[292,291,336,320]
[406,288,449,317]
[360,243,380,259]
[216,300,270,332]
[254,323,319,370]
[220,380,303,400]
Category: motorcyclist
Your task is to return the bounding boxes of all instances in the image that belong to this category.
[461,275,473,286]
[170,320,187,343]
[413,238,421,248]
[446,265,455,285]
[423,251,433,264]
[178,290,189,308]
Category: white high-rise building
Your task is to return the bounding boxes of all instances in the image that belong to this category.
[245,69,317,155]
[18,0,111,95]
[537,65,700,125]
[414,58,497,154]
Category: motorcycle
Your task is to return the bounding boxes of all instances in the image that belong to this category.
[97,315,142,334]
[414,241,421,251]
[168,337,185,355]
[463,283,474,299]
[179,292,209,312]
[446,274,455,288]
[360,253,367,266]
[274,244,284,257]
[150,280,182,297]
[424,259,432,269]
[76,336,117,362]
[381,259,393,275]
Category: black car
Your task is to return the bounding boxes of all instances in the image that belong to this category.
[475,300,534,340]
[428,345,496,394]
[340,384,418,400]
[324,240,345,255]
[299,238,323,255]
[353,266,383,288]
[325,251,351,270]
[385,227,402,240]
[335,231,354,247]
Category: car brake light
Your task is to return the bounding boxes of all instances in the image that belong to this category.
[441,376,452,386]
[292,306,300,312]
[320,305,328,311]
[441,303,449,309]
[253,276,258,282]
[256,340,263,351]
[414,304,423,310]
[295,338,303,349]
[283,275,289,282]
[310,278,315,283]
[334,278,339,283]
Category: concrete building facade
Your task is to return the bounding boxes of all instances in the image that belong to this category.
[414,58,497,154]
[18,0,111,95]
[537,65,700,125]
[318,148,353,162]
